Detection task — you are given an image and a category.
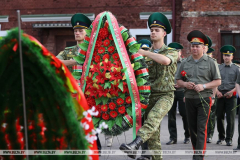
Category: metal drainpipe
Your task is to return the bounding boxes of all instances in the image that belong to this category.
[172,0,176,42]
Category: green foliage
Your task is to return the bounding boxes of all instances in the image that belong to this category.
[129,43,141,53]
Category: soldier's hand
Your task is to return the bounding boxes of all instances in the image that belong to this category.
[193,84,204,92]
[138,49,147,56]
[224,92,233,98]
[216,91,223,98]
[185,82,195,90]
[211,99,215,106]
[183,97,185,102]
[174,84,180,88]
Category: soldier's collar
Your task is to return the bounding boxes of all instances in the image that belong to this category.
[151,44,167,53]
[224,62,232,67]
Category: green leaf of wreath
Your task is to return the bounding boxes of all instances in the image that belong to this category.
[102,96,109,105]
[116,116,123,127]
[122,32,129,41]
[107,119,115,130]
[79,42,89,51]
[86,29,92,37]
[118,81,123,92]
[95,97,102,105]
[72,72,82,80]
[136,77,147,86]
[133,62,142,70]
[104,82,111,89]
[92,117,100,126]
[126,107,132,116]
[129,43,141,53]
[73,56,85,65]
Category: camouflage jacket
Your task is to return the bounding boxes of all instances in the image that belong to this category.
[146,44,178,93]
[56,45,79,72]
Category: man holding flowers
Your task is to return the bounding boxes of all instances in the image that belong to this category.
[176,30,221,160]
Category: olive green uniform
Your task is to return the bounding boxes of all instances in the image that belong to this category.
[176,54,221,160]
[216,63,240,142]
[168,58,190,141]
[137,44,178,160]
[56,45,79,73]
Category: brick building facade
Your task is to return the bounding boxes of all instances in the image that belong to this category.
[0,0,239,63]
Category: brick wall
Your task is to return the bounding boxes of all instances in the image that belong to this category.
[0,0,173,54]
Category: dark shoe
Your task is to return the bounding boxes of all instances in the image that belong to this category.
[226,140,232,146]
[166,139,177,145]
[207,138,212,143]
[184,138,190,144]
[233,146,240,150]
[136,156,150,160]
[119,136,143,159]
[216,139,224,144]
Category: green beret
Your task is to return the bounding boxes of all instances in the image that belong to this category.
[187,30,208,45]
[207,47,215,54]
[148,12,171,34]
[168,42,183,49]
[220,45,236,55]
[138,39,152,49]
[71,13,92,29]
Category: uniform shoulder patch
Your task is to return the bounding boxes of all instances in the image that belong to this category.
[208,56,217,61]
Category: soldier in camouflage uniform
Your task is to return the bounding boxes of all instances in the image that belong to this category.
[176,30,221,160]
[216,45,240,146]
[56,13,91,73]
[120,12,178,160]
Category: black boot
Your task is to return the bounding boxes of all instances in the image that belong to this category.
[119,136,143,159]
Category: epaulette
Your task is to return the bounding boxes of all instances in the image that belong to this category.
[233,63,240,68]
[166,47,177,51]
[208,56,217,61]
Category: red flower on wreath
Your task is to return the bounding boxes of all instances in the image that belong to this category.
[181,70,187,77]
[95,40,102,49]
[110,111,118,118]
[110,68,122,81]
[98,47,105,54]
[96,71,107,84]
[110,84,120,97]
[102,61,113,71]
[103,54,109,60]
[90,63,101,73]
[109,34,113,40]
[101,105,108,112]
[87,86,98,97]
[86,75,94,86]
[94,55,101,63]
[112,53,119,60]
[98,85,108,97]
[117,98,124,105]
[103,39,110,47]
[109,102,116,110]
[87,97,96,107]
[102,113,109,120]
[108,46,115,53]
[99,28,109,38]
[118,106,126,114]
[126,96,132,104]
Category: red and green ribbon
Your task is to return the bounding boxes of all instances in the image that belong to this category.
[138,86,151,93]
[120,26,128,34]
[107,12,141,138]
[125,37,137,48]
[135,68,149,78]
[123,113,133,127]
[131,53,144,62]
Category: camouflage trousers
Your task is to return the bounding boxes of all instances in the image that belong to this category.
[137,92,174,160]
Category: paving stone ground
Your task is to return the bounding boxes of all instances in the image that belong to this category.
[98,114,240,160]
